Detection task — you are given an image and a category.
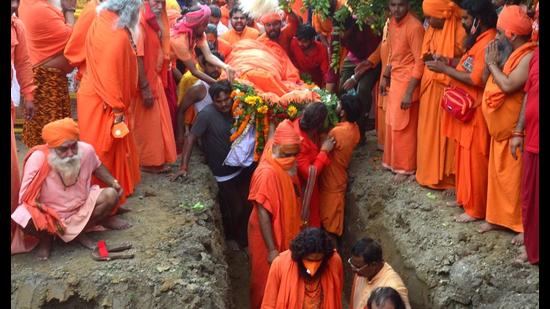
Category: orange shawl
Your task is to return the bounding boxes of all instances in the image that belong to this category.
[249,150,302,249]
[64,0,99,71]
[262,250,344,309]
[18,0,73,66]
[421,0,465,89]
[482,42,537,141]
[19,146,65,234]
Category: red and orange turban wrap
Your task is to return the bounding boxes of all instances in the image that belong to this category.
[273,119,302,154]
[260,11,284,25]
[41,118,80,148]
[497,5,533,39]
[171,4,211,42]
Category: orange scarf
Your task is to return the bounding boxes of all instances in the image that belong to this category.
[20,145,65,235]
[482,42,537,141]
[421,0,464,87]
[262,151,302,249]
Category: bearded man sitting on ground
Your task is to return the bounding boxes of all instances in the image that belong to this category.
[11,118,130,260]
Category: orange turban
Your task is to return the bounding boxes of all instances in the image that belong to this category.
[260,11,284,24]
[273,119,301,146]
[42,118,80,148]
[497,5,533,38]
[422,0,459,19]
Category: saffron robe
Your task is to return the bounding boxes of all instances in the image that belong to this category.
[133,9,177,167]
[481,42,537,232]
[288,38,329,88]
[248,148,302,309]
[383,13,425,174]
[444,29,495,219]
[416,8,465,188]
[220,27,260,45]
[77,9,141,211]
[64,0,99,79]
[318,122,360,236]
[262,250,344,309]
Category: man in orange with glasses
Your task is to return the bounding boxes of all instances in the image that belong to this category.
[349,237,411,309]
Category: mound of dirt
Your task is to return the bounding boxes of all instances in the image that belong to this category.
[342,131,539,308]
[11,150,231,309]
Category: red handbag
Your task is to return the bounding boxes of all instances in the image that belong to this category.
[441,86,476,123]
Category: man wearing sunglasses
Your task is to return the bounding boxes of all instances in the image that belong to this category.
[349,237,411,309]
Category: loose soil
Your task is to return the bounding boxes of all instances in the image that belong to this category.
[11,138,231,309]
[341,131,539,308]
[11,128,539,308]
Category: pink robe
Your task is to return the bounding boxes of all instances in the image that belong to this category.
[11,142,104,254]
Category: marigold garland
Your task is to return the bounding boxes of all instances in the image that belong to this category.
[230,82,339,161]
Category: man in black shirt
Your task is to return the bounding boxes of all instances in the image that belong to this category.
[172,80,253,250]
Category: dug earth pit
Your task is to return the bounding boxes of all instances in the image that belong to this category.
[342,131,539,308]
[11,147,231,309]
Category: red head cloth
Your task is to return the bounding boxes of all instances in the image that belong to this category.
[260,11,284,24]
[171,4,211,41]
[497,5,533,39]
[273,119,301,146]
[422,0,460,19]
[42,118,80,148]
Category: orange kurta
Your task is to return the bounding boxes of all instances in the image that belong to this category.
[383,13,425,174]
[248,147,302,309]
[318,122,360,236]
[77,9,141,211]
[481,42,537,232]
[64,0,99,78]
[416,2,465,188]
[133,10,177,167]
[18,0,73,66]
[444,29,496,219]
[220,27,260,45]
[368,19,389,150]
[261,250,344,309]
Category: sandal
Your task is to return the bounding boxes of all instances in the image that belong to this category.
[91,240,134,261]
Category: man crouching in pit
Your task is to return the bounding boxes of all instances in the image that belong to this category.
[11,118,130,260]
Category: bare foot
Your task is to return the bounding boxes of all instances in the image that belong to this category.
[392,174,409,185]
[442,189,455,198]
[102,216,132,230]
[446,201,460,207]
[511,233,524,246]
[76,233,96,250]
[513,247,528,264]
[36,236,52,260]
[141,165,172,174]
[117,206,132,215]
[454,213,478,223]
[477,222,502,234]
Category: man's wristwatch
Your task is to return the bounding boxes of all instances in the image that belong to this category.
[112,179,119,187]
[350,75,357,83]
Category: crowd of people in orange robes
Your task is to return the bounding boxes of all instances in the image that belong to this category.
[11,0,538,307]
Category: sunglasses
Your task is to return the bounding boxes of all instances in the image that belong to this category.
[348,258,369,272]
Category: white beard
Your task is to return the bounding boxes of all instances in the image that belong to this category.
[48,151,83,187]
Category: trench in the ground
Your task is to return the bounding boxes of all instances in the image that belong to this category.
[342,188,431,309]
[222,184,431,309]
